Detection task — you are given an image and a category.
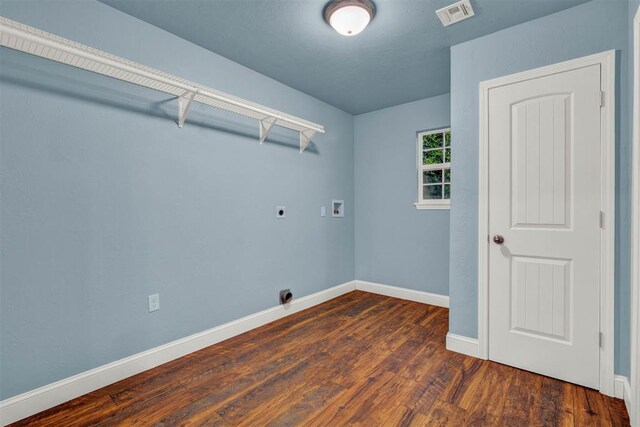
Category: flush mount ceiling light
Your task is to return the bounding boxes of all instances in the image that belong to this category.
[324,0,375,36]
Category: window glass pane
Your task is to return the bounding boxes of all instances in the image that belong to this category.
[445,131,451,147]
[423,184,442,200]
[423,132,443,150]
[423,170,442,184]
[423,149,443,165]
[444,169,451,183]
[444,184,451,199]
[445,148,451,163]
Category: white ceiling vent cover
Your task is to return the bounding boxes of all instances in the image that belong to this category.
[436,0,475,27]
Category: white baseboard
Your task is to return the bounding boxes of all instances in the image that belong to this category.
[354,280,449,308]
[614,375,632,415]
[446,332,480,358]
[614,375,626,399]
[0,281,356,426]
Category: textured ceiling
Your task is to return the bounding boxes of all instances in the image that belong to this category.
[100,0,592,115]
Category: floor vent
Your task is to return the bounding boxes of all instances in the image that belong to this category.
[436,0,475,27]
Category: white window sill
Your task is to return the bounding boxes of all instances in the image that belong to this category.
[415,202,450,210]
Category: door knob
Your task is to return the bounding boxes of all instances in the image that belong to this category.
[493,235,504,245]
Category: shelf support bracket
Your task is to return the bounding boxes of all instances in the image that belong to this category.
[299,129,316,153]
[178,91,197,128]
[259,117,278,144]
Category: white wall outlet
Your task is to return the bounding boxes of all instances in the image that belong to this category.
[148,294,160,312]
[321,206,326,217]
[276,206,286,218]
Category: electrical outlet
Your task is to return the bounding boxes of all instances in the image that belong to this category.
[276,206,286,218]
[148,294,160,312]
[321,206,326,217]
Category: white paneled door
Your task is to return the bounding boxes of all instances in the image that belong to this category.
[488,64,602,388]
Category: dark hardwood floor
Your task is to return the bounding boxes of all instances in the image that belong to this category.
[11,291,629,426]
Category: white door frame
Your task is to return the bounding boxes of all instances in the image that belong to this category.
[631,5,640,425]
[477,50,616,396]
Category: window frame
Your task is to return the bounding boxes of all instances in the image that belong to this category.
[415,127,451,210]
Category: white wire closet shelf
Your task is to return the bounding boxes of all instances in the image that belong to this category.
[0,16,325,153]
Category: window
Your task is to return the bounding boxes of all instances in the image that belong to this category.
[416,128,451,209]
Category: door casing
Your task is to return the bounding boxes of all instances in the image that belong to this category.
[477,50,616,396]
[631,5,640,424]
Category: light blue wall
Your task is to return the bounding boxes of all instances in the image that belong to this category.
[449,0,631,375]
[0,0,354,400]
[354,95,450,295]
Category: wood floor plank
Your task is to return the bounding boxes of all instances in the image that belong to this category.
[10,291,629,426]
[535,376,566,426]
[260,382,345,427]
[303,368,397,426]
[411,351,464,414]
[8,394,117,427]
[574,385,618,427]
[557,381,577,426]
[214,360,311,424]
[439,355,488,407]
[460,361,514,424]
[608,396,632,427]
[500,365,543,425]
[422,399,467,426]
[96,385,199,426]
[346,373,429,426]
[382,405,431,427]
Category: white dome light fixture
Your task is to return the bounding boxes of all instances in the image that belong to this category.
[324,0,375,37]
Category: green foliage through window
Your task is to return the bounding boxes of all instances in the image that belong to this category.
[419,129,451,202]
[423,170,442,184]
[423,150,443,165]
[423,132,443,150]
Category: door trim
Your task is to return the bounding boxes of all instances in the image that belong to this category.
[477,50,616,396]
[631,5,640,424]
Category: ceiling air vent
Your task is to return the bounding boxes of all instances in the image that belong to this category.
[436,0,475,27]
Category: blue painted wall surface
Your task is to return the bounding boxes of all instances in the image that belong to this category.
[0,0,354,399]
[448,0,631,375]
[354,95,450,296]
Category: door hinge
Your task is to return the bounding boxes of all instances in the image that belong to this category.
[600,91,606,108]
[599,211,605,229]
[599,332,603,348]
